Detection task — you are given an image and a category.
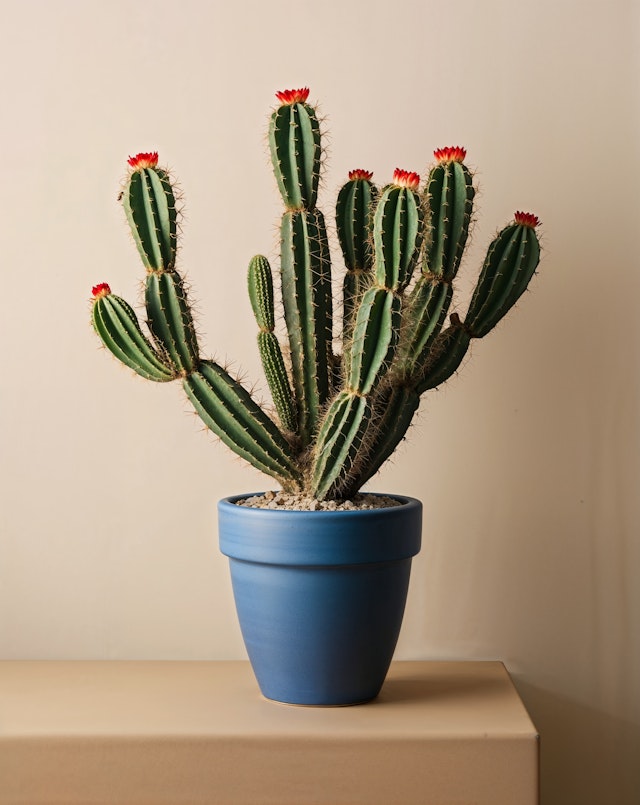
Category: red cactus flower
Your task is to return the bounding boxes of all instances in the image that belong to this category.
[392,168,420,190]
[127,152,159,170]
[514,211,540,228]
[433,146,467,164]
[348,169,374,181]
[92,283,111,300]
[275,88,310,105]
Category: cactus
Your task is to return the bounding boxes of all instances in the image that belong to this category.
[91,92,542,501]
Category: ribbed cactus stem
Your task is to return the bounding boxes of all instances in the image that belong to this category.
[248,255,297,433]
[311,391,371,500]
[311,170,424,498]
[183,360,301,488]
[123,153,177,271]
[348,170,424,394]
[336,170,378,336]
[345,384,421,494]
[248,254,275,332]
[91,284,176,382]
[374,171,424,291]
[347,289,401,395]
[280,208,332,445]
[426,147,474,280]
[465,213,541,338]
[414,314,471,393]
[121,154,200,375]
[269,88,321,211]
[145,270,199,374]
[396,276,453,381]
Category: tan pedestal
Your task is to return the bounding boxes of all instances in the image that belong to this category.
[0,660,538,804]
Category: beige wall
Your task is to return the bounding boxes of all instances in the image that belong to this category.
[1,1,638,802]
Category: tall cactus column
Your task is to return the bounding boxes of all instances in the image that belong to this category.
[398,146,474,380]
[336,169,378,354]
[311,170,424,499]
[357,147,476,486]
[269,88,333,446]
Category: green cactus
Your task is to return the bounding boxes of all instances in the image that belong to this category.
[248,255,297,433]
[91,95,542,501]
[336,170,378,339]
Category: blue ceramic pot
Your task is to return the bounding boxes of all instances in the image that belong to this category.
[218,493,422,706]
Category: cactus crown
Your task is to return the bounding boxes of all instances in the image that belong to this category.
[275,87,310,105]
[434,146,466,164]
[92,283,111,299]
[91,89,542,501]
[127,152,159,169]
[392,168,421,189]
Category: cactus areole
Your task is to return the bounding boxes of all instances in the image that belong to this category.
[91,89,542,502]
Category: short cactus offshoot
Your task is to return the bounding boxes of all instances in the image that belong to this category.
[91,90,542,501]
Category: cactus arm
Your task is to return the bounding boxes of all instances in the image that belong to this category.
[391,149,473,381]
[270,91,332,445]
[465,216,541,338]
[337,171,378,365]
[280,209,332,444]
[123,156,177,271]
[122,155,199,375]
[374,179,424,291]
[343,385,421,494]
[247,254,275,331]
[311,171,424,498]
[414,316,472,393]
[426,148,475,280]
[257,332,298,433]
[311,391,370,500]
[269,90,321,211]
[91,287,176,382]
[346,172,424,394]
[348,288,402,394]
[396,276,453,380]
[145,270,199,374]
[183,360,301,487]
[248,255,297,433]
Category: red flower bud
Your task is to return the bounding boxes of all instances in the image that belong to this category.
[392,168,420,190]
[348,169,374,181]
[433,146,467,164]
[91,283,111,300]
[275,88,310,105]
[127,152,159,170]
[514,211,540,228]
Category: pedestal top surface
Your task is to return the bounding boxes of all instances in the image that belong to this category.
[0,660,536,740]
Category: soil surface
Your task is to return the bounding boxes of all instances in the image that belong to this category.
[235,491,402,511]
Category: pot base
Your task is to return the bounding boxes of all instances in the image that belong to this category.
[262,694,376,708]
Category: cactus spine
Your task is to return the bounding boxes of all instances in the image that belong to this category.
[92,92,542,501]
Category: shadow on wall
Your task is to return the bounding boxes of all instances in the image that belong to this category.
[516,681,640,805]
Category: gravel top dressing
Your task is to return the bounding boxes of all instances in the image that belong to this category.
[235,491,402,511]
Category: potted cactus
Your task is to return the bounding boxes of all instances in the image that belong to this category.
[91,88,541,705]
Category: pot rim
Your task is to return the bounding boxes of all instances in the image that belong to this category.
[218,492,422,567]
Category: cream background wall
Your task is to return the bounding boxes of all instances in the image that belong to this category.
[1,0,638,802]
